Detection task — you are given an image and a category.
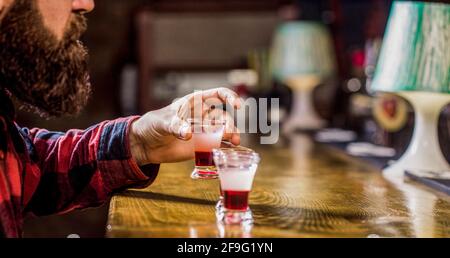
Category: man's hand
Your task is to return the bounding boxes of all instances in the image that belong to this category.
[129,88,242,166]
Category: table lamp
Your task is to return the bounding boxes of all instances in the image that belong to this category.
[371,1,450,178]
[271,22,337,132]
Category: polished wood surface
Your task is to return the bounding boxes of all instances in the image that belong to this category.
[107,134,450,238]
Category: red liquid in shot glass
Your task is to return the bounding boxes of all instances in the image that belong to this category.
[219,168,255,210]
[223,190,250,211]
[195,151,214,167]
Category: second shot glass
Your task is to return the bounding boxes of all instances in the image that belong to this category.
[213,148,257,215]
[213,149,260,225]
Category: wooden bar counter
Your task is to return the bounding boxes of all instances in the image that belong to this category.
[107,134,450,238]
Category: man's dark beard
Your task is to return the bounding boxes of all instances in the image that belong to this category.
[0,0,91,117]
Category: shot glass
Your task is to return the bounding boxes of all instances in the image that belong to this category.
[190,118,226,179]
[213,148,257,215]
[213,149,260,225]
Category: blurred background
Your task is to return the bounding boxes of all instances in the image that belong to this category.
[19,0,449,238]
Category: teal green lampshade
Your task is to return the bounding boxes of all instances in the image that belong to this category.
[371,1,450,94]
[270,22,337,82]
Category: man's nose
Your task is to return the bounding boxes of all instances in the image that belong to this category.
[72,0,95,13]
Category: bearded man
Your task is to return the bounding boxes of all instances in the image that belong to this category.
[0,0,240,237]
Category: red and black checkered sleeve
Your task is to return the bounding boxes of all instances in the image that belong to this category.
[22,116,159,216]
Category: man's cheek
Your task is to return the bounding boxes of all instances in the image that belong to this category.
[36,0,72,41]
[0,0,12,21]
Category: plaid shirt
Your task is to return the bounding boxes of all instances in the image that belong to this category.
[0,92,160,237]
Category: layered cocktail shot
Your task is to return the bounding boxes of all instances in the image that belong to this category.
[190,118,226,179]
[213,150,260,225]
[213,148,257,213]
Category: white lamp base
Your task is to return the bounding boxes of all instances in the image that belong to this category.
[383,91,450,180]
[283,87,326,133]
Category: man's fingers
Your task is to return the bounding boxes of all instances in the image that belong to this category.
[231,133,241,146]
[171,88,241,141]
[167,118,192,141]
[181,88,242,120]
[201,88,242,109]
[222,127,241,146]
[213,110,240,146]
